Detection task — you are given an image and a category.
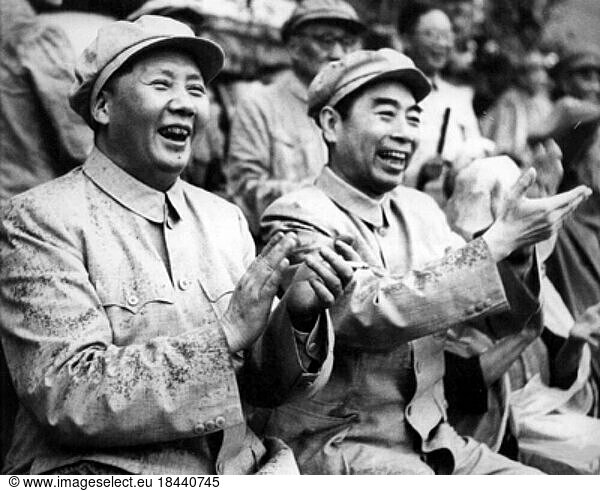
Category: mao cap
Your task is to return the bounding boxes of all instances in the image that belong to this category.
[307,48,431,122]
[69,15,224,127]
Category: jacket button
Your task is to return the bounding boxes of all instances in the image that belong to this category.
[193,422,205,434]
[376,226,388,236]
[215,416,225,428]
[415,361,422,373]
[178,278,192,291]
[205,420,216,431]
[127,294,139,306]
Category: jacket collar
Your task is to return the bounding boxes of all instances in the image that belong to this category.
[82,147,185,224]
[315,166,389,228]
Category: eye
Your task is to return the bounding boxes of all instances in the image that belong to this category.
[187,83,206,96]
[377,110,396,119]
[151,78,171,89]
[407,112,421,125]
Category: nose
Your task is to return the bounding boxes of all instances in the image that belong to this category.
[167,86,196,116]
[390,116,417,143]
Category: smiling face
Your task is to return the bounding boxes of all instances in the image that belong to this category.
[408,9,454,77]
[322,80,422,198]
[94,48,210,190]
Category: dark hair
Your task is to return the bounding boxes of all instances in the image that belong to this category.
[397,0,441,36]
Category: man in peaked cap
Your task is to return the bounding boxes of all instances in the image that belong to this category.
[224,0,366,237]
[0,15,355,475]
[260,48,591,474]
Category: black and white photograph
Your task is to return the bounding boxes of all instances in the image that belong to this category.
[1,0,599,480]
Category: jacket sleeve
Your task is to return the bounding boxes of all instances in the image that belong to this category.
[262,205,508,351]
[0,199,245,448]
[224,94,306,235]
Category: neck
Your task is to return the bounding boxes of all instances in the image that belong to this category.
[95,138,176,192]
[329,161,386,200]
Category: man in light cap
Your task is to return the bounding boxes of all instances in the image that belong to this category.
[224,0,366,237]
[0,15,355,475]
[260,48,591,474]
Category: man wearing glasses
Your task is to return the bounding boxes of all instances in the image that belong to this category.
[224,0,365,237]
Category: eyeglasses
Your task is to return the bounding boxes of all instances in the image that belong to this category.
[299,32,361,51]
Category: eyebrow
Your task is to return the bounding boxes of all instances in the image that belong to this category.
[372,97,422,113]
[147,67,204,82]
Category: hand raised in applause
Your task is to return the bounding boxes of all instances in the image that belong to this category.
[221,232,298,352]
[482,167,591,262]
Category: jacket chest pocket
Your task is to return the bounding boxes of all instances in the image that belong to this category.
[97,278,177,346]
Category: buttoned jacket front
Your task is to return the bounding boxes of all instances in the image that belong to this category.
[260,167,508,474]
[0,148,329,475]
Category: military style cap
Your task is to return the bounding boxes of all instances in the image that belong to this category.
[69,15,224,127]
[281,0,366,42]
[307,48,431,121]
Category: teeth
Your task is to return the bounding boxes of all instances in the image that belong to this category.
[379,150,405,160]
[159,126,190,141]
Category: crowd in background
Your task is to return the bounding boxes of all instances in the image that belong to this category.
[2,0,600,475]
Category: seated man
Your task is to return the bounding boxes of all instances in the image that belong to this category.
[260,48,590,474]
[0,16,354,475]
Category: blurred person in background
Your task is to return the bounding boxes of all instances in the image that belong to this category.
[537,49,600,319]
[397,0,492,206]
[0,0,93,201]
[224,0,365,238]
[481,49,554,167]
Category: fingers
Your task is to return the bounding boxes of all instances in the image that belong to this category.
[304,253,343,299]
[334,239,362,262]
[308,278,336,308]
[542,185,591,214]
[258,232,298,269]
[320,246,355,287]
[509,168,537,202]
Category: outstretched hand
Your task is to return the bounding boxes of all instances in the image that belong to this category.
[221,232,298,352]
[483,167,591,262]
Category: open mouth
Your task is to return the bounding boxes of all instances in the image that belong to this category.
[158,125,191,143]
[377,149,408,170]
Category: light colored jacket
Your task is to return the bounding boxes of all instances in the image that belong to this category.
[0,148,331,474]
[260,167,508,474]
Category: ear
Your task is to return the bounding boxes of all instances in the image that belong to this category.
[91,89,111,126]
[319,106,342,145]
